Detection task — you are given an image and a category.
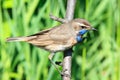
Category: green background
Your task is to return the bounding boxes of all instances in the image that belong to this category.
[0,0,120,80]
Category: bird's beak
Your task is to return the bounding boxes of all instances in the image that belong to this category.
[91,27,97,31]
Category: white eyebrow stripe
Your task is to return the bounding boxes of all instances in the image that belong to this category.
[77,23,86,26]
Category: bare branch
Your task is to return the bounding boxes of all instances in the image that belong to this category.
[49,0,76,79]
[65,0,76,20]
[63,0,76,80]
[50,14,67,23]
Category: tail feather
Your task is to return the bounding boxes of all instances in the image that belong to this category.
[6,36,36,42]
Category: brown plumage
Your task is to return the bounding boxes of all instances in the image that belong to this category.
[7,19,93,52]
[6,19,96,74]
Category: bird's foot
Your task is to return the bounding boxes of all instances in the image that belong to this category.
[60,69,71,78]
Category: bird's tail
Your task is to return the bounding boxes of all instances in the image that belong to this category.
[6,36,36,42]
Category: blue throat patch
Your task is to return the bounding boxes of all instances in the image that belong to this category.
[78,29,88,35]
[76,29,88,42]
[76,36,83,42]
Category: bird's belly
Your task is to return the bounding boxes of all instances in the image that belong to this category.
[45,44,72,52]
[45,37,77,52]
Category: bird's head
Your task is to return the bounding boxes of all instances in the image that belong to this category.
[71,19,97,35]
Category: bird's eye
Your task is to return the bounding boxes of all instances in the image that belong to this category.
[81,26,85,28]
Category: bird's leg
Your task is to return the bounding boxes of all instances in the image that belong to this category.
[48,52,63,75]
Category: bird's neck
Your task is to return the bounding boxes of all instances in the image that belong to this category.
[78,29,88,35]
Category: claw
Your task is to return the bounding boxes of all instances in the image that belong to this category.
[48,53,62,75]
[60,71,71,78]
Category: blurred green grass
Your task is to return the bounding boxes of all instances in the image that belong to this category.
[0,0,120,80]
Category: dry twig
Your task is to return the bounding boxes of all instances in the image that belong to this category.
[50,0,76,80]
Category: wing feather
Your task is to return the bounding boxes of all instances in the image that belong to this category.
[27,23,76,46]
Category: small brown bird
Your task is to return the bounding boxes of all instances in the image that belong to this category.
[6,19,96,74]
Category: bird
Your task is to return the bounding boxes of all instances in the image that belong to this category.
[6,18,96,75]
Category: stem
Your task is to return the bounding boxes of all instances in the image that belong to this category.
[63,0,76,80]
[50,14,67,23]
[49,0,76,79]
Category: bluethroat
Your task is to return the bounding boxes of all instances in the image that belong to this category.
[6,19,96,75]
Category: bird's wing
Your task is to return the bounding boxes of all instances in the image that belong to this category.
[49,23,76,41]
[27,27,58,46]
[29,27,54,36]
[27,23,76,46]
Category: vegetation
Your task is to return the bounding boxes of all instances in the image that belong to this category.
[0,0,120,80]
